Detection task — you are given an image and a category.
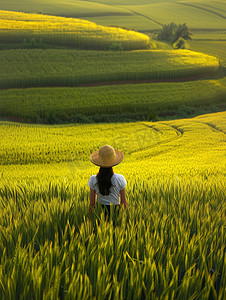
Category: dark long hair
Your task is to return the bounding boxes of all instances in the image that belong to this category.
[96,167,114,196]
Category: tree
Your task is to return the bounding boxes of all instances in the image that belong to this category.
[157,22,192,43]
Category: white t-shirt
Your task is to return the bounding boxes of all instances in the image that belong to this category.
[88,173,127,205]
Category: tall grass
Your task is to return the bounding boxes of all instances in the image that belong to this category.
[0,178,225,299]
[0,111,225,299]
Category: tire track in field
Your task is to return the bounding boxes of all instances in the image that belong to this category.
[128,9,163,27]
[177,2,226,20]
[194,121,226,135]
[129,123,183,159]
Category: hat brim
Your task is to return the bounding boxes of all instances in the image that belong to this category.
[90,149,124,167]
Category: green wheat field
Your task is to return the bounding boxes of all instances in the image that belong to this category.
[0,0,226,299]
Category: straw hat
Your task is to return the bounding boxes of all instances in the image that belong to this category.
[90,145,124,167]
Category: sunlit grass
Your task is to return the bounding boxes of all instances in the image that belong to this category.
[0,10,150,50]
[0,112,225,298]
[0,49,220,90]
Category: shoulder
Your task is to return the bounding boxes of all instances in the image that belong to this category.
[88,175,97,189]
[113,173,126,180]
[113,173,127,189]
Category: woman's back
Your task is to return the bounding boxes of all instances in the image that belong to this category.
[88,173,127,205]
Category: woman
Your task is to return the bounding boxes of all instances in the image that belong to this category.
[88,145,127,218]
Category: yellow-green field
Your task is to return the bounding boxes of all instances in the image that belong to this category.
[0,49,220,89]
[1,0,225,32]
[190,40,226,66]
[1,78,225,123]
[1,112,225,182]
[0,10,150,50]
[1,1,226,298]
[0,112,225,299]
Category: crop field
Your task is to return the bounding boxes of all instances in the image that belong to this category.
[0,49,220,89]
[1,78,225,123]
[0,112,225,299]
[190,41,226,67]
[1,0,225,32]
[192,32,226,41]
[124,2,226,30]
[0,10,150,50]
[1,0,226,299]
[82,15,161,32]
[0,0,133,17]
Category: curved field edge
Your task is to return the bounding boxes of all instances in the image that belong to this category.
[0,10,150,51]
[0,112,225,299]
[0,111,225,169]
[0,49,220,89]
[190,40,226,67]
[0,0,226,32]
[1,79,225,124]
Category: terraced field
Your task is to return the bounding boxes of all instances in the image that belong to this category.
[1,78,225,123]
[0,10,150,51]
[190,41,226,66]
[1,0,225,32]
[0,1,225,299]
[0,45,224,123]
[0,49,220,90]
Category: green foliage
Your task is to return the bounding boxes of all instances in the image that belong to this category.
[109,42,124,51]
[147,112,158,121]
[23,38,45,49]
[173,37,188,49]
[157,22,192,44]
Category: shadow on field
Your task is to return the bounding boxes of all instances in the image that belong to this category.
[2,104,225,125]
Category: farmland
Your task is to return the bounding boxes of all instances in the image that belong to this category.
[0,0,226,299]
[0,112,225,299]
[190,41,226,67]
[1,0,225,32]
[0,10,150,50]
[0,49,220,89]
[1,78,225,123]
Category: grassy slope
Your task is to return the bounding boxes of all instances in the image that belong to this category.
[1,111,225,185]
[125,2,226,29]
[0,49,220,89]
[192,32,226,41]
[0,0,225,31]
[0,0,132,17]
[1,79,225,123]
[81,15,161,31]
[189,41,226,66]
[0,10,150,50]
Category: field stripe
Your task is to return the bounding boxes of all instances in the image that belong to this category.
[177,2,226,20]
[129,9,163,27]
[194,121,226,135]
[129,123,183,159]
